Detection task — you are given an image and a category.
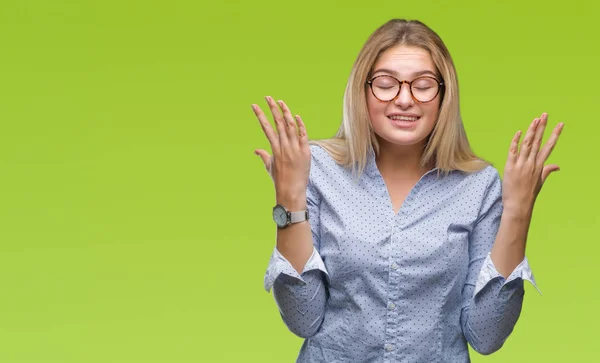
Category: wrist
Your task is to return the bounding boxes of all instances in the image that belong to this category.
[276,193,307,210]
[502,205,533,222]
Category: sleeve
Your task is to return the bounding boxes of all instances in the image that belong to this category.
[262,173,330,338]
[460,168,541,355]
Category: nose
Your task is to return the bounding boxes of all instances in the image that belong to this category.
[393,81,414,109]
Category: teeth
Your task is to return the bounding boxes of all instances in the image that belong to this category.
[389,116,419,121]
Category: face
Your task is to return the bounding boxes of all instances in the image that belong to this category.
[366,45,442,151]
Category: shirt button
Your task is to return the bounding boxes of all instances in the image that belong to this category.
[387,302,396,310]
[385,343,394,351]
[391,262,399,270]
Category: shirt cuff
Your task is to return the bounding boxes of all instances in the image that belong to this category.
[263,246,329,292]
[474,253,541,297]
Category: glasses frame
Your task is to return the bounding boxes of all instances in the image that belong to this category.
[366,75,445,103]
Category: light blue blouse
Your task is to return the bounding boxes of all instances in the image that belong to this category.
[264,145,538,362]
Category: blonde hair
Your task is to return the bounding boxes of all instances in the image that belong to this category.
[311,19,488,177]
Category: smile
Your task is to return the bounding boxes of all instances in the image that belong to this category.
[388,115,420,121]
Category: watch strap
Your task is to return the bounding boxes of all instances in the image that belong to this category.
[289,209,309,224]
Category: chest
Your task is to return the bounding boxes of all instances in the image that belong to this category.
[316,177,480,288]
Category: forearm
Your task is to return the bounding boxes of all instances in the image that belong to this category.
[273,269,327,338]
[463,279,525,355]
[265,185,328,337]
[276,193,314,274]
[490,207,533,278]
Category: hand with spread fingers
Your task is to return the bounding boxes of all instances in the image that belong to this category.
[491,112,564,277]
[251,96,311,208]
[502,112,564,215]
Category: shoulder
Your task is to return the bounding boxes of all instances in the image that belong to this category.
[439,165,501,205]
[308,144,346,177]
[458,164,501,191]
[309,143,327,160]
[309,144,334,164]
[435,166,503,222]
[472,164,501,185]
[307,143,354,195]
[463,165,503,211]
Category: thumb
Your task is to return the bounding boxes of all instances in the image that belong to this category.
[254,149,271,172]
[541,164,560,184]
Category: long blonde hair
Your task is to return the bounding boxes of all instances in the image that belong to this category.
[311,19,488,177]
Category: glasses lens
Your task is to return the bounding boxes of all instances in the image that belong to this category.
[411,77,439,102]
[371,76,399,101]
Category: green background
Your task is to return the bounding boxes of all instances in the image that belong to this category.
[0,0,597,362]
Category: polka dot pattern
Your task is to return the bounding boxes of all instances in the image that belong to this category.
[264,145,539,362]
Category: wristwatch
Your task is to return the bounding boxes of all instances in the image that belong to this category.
[272,204,309,228]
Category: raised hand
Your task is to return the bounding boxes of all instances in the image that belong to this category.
[252,96,311,207]
[502,112,564,214]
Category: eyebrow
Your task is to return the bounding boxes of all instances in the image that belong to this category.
[371,68,438,78]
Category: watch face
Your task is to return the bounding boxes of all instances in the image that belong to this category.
[273,205,288,227]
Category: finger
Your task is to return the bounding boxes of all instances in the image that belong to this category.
[296,115,308,148]
[537,122,564,165]
[252,104,280,151]
[528,113,548,163]
[254,149,272,172]
[508,130,522,164]
[278,100,298,144]
[518,117,540,163]
[265,96,288,146]
[541,164,560,184]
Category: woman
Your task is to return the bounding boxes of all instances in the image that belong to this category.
[251,19,562,362]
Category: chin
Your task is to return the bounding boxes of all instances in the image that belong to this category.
[374,122,432,148]
[379,135,427,147]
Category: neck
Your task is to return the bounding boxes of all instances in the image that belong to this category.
[375,138,433,178]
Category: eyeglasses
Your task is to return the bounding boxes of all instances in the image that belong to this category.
[366,75,444,103]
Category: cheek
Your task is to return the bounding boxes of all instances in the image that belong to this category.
[366,94,385,120]
[422,101,441,123]
[423,105,439,120]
